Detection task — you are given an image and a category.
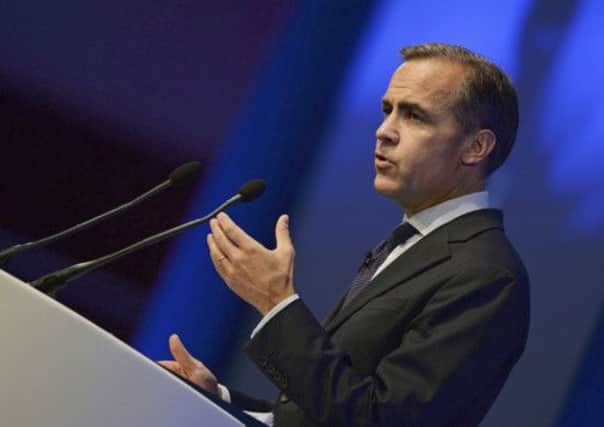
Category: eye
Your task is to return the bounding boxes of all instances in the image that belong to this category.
[404,109,422,121]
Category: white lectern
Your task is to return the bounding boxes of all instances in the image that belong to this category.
[0,269,251,427]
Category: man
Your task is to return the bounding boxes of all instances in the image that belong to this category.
[160,43,530,426]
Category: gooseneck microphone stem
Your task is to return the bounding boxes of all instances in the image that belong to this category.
[0,181,171,266]
[0,161,201,268]
[31,194,242,297]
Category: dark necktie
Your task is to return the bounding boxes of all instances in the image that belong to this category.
[342,222,418,308]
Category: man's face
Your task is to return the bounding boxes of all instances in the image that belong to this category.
[374,58,470,213]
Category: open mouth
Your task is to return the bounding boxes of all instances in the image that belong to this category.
[375,153,393,169]
[375,153,392,163]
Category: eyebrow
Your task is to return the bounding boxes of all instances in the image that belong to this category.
[381,99,432,118]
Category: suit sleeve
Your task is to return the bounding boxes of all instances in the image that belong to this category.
[244,265,530,426]
[227,388,274,413]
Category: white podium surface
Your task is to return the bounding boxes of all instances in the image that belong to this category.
[0,269,243,427]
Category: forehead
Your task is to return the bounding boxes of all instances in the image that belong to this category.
[383,58,467,108]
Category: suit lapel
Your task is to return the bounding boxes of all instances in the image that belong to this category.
[324,227,450,333]
[321,291,347,327]
[321,278,360,327]
[323,209,504,334]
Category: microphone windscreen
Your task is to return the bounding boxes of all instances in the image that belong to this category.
[169,161,202,185]
[238,179,266,202]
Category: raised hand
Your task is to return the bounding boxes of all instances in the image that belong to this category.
[158,334,218,396]
[207,213,296,316]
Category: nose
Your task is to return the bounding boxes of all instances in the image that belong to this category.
[376,114,399,145]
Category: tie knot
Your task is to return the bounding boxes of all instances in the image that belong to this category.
[345,221,420,308]
[386,222,418,251]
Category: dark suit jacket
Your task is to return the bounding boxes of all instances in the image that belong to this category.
[231,209,530,426]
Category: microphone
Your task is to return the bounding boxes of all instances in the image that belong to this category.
[30,179,266,296]
[0,161,202,268]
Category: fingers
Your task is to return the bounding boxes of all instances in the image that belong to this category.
[215,213,255,250]
[168,334,198,375]
[275,214,293,251]
[158,360,183,375]
[212,212,290,253]
[208,212,264,275]
[207,233,232,278]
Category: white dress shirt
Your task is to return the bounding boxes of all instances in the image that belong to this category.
[219,191,490,426]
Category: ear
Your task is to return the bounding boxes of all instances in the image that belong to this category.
[461,129,496,167]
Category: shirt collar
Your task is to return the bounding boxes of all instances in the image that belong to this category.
[404,191,490,237]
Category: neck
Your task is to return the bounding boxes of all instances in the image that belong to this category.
[401,180,486,217]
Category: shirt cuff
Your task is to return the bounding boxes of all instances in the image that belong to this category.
[251,294,300,339]
[244,411,274,426]
[218,385,273,426]
[217,383,231,403]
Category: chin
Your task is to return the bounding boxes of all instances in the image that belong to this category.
[374,176,403,201]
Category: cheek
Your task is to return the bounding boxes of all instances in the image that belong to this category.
[396,135,458,182]
[395,141,433,177]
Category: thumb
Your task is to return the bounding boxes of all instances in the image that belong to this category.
[169,334,196,373]
[275,214,293,251]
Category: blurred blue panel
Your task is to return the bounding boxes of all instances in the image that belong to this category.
[134,0,377,369]
[342,0,530,117]
[539,0,604,233]
[557,305,604,426]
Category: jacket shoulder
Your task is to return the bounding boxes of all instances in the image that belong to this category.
[445,209,529,283]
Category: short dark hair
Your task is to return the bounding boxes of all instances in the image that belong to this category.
[401,43,519,176]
